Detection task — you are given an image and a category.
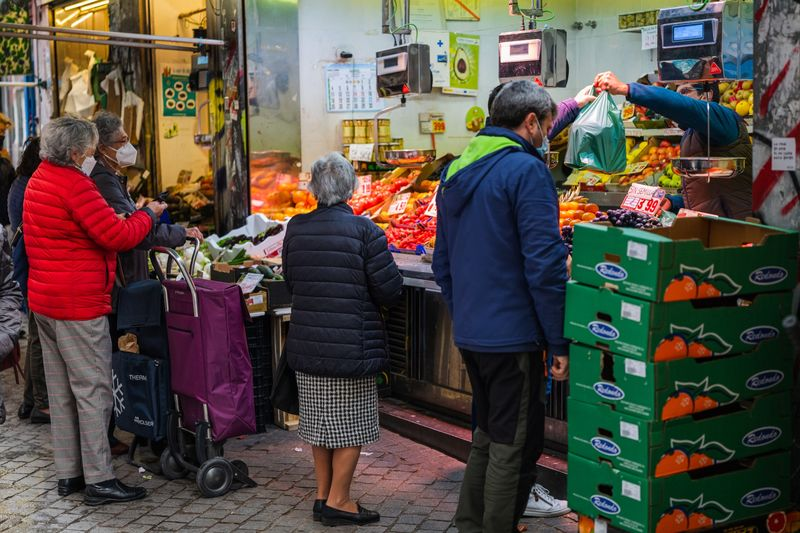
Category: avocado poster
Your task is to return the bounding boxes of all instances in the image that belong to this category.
[444,33,480,96]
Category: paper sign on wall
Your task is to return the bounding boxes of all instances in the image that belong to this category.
[325,64,382,113]
[772,137,797,171]
[422,31,451,88]
[443,33,480,96]
[349,144,374,162]
[641,26,657,51]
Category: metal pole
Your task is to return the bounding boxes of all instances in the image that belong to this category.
[0,81,41,88]
[0,22,224,47]
[0,31,200,52]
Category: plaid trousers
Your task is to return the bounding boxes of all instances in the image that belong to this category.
[35,315,115,484]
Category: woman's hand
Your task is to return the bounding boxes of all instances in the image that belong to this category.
[575,85,596,108]
[186,227,204,242]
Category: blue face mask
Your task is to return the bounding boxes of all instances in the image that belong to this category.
[533,116,549,159]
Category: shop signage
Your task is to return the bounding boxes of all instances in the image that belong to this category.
[620,184,666,217]
[771,137,797,172]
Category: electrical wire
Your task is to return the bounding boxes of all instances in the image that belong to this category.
[689,0,710,11]
[392,23,418,43]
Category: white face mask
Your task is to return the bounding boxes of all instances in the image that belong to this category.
[81,156,97,176]
[111,142,138,167]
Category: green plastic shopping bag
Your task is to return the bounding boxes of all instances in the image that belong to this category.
[564,91,627,173]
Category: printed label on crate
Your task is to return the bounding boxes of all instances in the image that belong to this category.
[620,184,666,217]
[357,174,373,194]
[745,370,784,391]
[594,382,625,401]
[388,192,412,215]
[588,321,620,340]
[626,241,648,261]
[739,326,779,345]
[621,302,642,322]
[622,481,641,502]
[741,427,782,448]
[596,262,628,281]
[740,488,781,508]
[624,359,646,378]
[591,495,622,515]
[749,266,789,286]
[619,421,639,441]
[591,437,622,457]
[424,184,439,218]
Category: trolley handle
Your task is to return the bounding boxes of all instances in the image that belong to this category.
[150,244,199,318]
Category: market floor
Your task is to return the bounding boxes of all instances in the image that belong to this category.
[0,371,577,533]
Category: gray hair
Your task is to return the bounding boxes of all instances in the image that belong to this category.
[40,116,98,167]
[92,111,123,146]
[489,80,557,129]
[310,152,357,206]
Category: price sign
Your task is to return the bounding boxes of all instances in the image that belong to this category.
[349,143,374,162]
[620,183,666,217]
[388,192,412,215]
[424,184,440,217]
[357,175,372,195]
[772,137,797,172]
[298,172,311,191]
[641,25,657,50]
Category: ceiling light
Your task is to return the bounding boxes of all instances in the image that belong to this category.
[65,0,103,11]
[55,11,80,26]
[79,0,109,12]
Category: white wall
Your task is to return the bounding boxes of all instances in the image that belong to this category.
[150,0,211,188]
[297,0,578,169]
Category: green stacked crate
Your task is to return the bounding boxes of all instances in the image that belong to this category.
[564,217,798,533]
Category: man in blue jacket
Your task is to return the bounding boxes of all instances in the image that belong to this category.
[433,80,569,532]
[595,71,752,219]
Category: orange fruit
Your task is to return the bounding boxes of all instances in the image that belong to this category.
[693,394,719,414]
[655,449,690,477]
[661,391,693,420]
[697,281,722,299]
[291,190,307,204]
[578,515,595,533]
[582,212,597,221]
[689,452,715,471]
[688,341,713,359]
[688,512,713,530]
[585,203,599,213]
[566,201,580,210]
[654,335,688,362]
[664,275,698,301]
[655,508,689,533]
[559,203,568,211]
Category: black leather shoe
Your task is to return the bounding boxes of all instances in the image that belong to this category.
[57,476,86,496]
[0,402,6,425]
[18,402,33,420]
[30,408,50,424]
[313,499,327,522]
[84,479,147,506]
[321,503,380,526]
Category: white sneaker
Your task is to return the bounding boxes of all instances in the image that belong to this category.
[523,484,571,518]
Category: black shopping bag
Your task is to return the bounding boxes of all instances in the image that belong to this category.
[270,349,299,415]
[112,351,170,441]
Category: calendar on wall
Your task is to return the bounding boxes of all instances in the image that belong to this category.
[325,64,383,113]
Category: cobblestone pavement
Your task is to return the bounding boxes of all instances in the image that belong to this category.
[0,369,577,532]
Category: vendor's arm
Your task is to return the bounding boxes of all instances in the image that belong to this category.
[594,72,739,146]
[512,164,570,357]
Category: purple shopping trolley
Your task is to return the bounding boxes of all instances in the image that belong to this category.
[150,245,257,498]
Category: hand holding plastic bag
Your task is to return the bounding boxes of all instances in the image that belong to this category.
[565,91,627,173]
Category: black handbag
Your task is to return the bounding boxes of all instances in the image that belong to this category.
[270,349,299,415]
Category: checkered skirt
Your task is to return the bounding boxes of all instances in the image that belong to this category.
[295,371,380,449]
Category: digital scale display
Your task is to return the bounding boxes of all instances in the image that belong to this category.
[509,43,529,56]
[383,56,399,68]
[672,23,704,43]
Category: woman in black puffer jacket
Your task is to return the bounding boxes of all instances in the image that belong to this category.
[282,152,402,527]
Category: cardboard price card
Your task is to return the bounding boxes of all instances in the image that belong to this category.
[424,184,439,217]
[621,184,666,217]
[388,192,411,215]
[357,175,372,195]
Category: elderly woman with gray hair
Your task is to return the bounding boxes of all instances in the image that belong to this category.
[23,116,166,505]
[282,152,403,526]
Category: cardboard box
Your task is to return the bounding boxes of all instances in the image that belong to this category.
[568,392,791,478]
[564,282,791,361]
[568,451,791,533]
[245,291,268,315]
[572,218,798,302]
[569,341,795,421]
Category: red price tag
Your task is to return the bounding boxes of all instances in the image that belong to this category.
[620,184,665,217]
[424,184,439,218]
[388,192,411,215]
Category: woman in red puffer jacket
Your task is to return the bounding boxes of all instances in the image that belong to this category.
[23,116,167,505]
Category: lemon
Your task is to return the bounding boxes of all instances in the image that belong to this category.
[735,100,750,117]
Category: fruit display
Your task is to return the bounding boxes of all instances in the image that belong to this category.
[605,208,661,229]
[381,177,438,251]
[719,80,753,117]
[658,162,681,189]
[347,170,417,216]
[250,151,315,220]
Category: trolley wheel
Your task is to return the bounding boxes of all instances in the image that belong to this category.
[230,459,248,477]
[160,448,188,480]
[196,458,233,498]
